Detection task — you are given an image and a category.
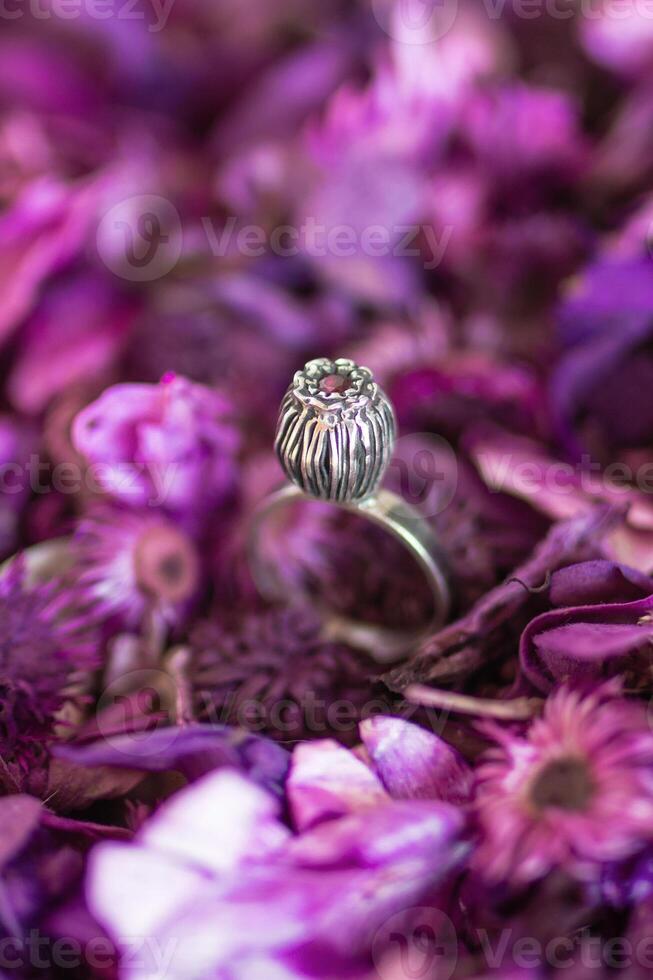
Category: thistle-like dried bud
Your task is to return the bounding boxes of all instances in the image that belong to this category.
[275,357,396,502]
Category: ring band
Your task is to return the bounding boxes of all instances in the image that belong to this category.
[247,358,451,659]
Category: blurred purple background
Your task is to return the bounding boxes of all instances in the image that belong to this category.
[1,1,653,978]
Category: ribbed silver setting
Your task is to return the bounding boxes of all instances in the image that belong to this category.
[275,357,396,502]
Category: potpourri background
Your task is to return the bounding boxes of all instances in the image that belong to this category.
[1,0,653,977]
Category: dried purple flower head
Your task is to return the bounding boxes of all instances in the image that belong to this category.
[72,373,240,521]
[191,605,387,745]
[72,505,201,630]
[475,683,653,886]
[0,557,96,794]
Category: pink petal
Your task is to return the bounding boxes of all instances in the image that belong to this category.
[141,769,289,874]
[287,740,387,832]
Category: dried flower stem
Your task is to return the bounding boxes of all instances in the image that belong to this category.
[166,646,195,726]
[142,604,168,666]
[406,684,544,720]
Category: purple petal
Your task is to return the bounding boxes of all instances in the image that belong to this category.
[41,812,132,843]
[45,756,144,812]
[520,594,653,692]
[286,798,465,870]
[7,272,138,415]
[0,795,42,869]
[535,621,653,664]
[359,716,472,804]
[89,770,292,952]
[0,178,104,344]
[55,724,290,799]
[549,560,653,607]
[552,259,653,457]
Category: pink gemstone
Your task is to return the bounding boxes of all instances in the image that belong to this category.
[319,373,353,395]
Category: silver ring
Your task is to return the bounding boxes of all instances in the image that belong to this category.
[248,357,451,659]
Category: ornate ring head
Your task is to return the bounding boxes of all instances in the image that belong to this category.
[275,357,396,502]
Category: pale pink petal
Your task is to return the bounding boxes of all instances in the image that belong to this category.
[288,740,387,831]
[141,769,289,874]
